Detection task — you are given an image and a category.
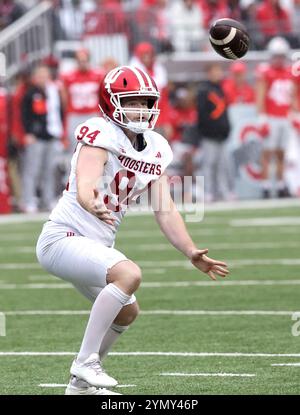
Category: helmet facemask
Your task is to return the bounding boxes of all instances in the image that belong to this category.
[110,92,160,134]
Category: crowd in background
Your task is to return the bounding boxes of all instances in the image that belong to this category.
[1,0,300,50]
[1,35,299,212]
[1,0,300,213]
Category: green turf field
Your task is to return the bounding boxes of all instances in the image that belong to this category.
[0,202,300,395]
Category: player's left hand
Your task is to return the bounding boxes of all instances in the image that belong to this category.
[189,249,229,281]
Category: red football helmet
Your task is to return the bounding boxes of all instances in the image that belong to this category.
[99,65,160,133]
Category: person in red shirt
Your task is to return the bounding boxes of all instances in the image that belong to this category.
[8,69,31,210]
[256,36,297,198]
[0,86,11,213]
[222,61,255,105]
[197,0,229,28]
[60,48,104,154]
[167,87,198,201]
[129,42,170,136]
[255,0,292,45]
[168,88,197,143]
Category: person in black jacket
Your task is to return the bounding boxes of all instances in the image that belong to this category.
[197,63,232,202]
[20,64,63,212]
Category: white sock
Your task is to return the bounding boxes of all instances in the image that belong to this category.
[276,180,285,190]
[77,283,130,363]
[99,323,129,361]
[262,180,271,190]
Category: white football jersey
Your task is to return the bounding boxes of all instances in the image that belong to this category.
[49,117,173,246]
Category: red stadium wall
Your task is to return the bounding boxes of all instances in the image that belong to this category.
[0,88,11,214]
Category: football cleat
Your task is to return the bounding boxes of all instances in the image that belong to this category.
[277,187,291,198]
[70,353,118,388]
[65,376,121,395]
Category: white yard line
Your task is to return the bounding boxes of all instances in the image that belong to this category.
[139,310,298,316]
[141,280,300,287]
[0,247,36,253]
[2,309,299,316]
[137,259,300,268]
[231,217,300,227]
[117,228,300,237]
[160,372,256,377]
[39,383,136,388]
[0,283,72,289]
[0,351,300,357]
[123,242,300,251]
[0,235,37,241]
[1,259,300,270]
[0,227,299,242]
[228,259,300,267]
[0,213,49,223]
[28,275,58,281]
[271,363,300,367]
[0,264,41,269]
[1,279,300,290]
[1,242,300,254]
[0,199,299,225]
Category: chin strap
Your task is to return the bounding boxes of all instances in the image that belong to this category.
[126,121,149,134]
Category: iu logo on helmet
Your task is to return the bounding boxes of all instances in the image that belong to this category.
[104,68,125,92]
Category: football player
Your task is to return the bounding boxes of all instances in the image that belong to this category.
[36,66,229,395]
[256,37,298,198]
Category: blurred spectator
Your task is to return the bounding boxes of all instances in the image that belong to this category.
[227,0,243,21]
[10,69,31,148]
[167,87,198,200]
[197,0,229,29]
[57,0,91,40]
[20,65,63,213]
[222,61,255,105]
[255,0,294,47]
[42,54,60,80]
[196,63,232,202]
[142,0,158,4]
[240,0,265,49]
[294,0,300,32]
[168,87,197,143]
[60,48,104,153]
[130,42,167,90]
[0,0,26,31]
[100,57,119,74]
[129,41,170,134]
[8,69,31,209]
[0,86,11,213]
[169,0,205,52]
[84,0,128,36]
[135,0,173,52]
[256,36,297,198]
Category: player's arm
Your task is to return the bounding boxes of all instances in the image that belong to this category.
[256,77,267,115]
[76,145,116,225]
[152,175,229,280]
[291,81,299,112]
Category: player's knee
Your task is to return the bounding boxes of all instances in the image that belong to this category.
[107,260,142,293]
[131,263,142,287]
[276,150,284,162]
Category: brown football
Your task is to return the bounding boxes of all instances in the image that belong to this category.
[209,18,250,60]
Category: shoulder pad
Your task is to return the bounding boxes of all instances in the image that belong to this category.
[74,117,120,153]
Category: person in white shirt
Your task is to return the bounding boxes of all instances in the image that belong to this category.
[169,0,205,52]
[36,65,229,395]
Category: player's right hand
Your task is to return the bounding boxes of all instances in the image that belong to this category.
[90,189,116,226]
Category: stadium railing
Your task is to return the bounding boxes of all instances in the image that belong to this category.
[0,0,52,83]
